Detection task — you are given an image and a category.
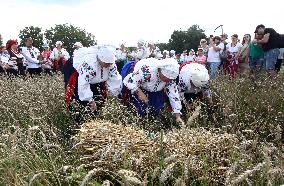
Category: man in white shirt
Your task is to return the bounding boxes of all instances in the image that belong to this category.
[21,37,42,76]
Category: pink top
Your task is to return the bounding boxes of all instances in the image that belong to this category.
[195,55,207,65]
[41,50,51,59]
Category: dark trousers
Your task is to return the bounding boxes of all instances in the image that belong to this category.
[27,68,42,77]
[181,92,203,114]
[17,63,26,76]
[275,59,283,72]
[116,60,125,74]
[69,82,107,123]
[6,69,18,77]
[43,69,53,76]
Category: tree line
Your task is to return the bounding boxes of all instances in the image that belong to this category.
[1,24,207,55]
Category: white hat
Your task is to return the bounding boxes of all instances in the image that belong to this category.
[97,47,115,64]
[156,53,163,59]
[55,41,63,46]
[73,42,83,48]
[137,39,145,46]
[188,63,209,87]
[170,50,175,54]
[163,50,169,54]
[42,43,49,48]
[158,58,179,79]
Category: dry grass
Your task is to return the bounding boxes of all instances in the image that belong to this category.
[0,74,283,185]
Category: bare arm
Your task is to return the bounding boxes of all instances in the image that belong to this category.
[212,43,222,52]
[256,33,270,44]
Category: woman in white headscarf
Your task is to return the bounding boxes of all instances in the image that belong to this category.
[178,63,211,113]
[123,57,183,124]
[72,46,122,112]
[136,39,149,60]
[50,41,70,73]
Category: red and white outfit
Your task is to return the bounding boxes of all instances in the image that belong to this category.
[50,48,70,72]
[224,42,242,78]
[41,50,52,70]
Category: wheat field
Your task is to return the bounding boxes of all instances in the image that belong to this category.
[0,74,283,186]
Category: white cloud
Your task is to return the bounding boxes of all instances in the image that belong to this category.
[1,0,284,47]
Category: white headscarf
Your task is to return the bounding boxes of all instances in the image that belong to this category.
[187,63,209,87]
[73,42,83,48]
[97,47,115,64]
[73,45,115,72]
[55,41,63,46]
[158,58,179,80]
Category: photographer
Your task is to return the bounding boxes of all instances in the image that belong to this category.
[253,24,281,77]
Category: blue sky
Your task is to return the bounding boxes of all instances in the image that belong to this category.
[1,0,283,47]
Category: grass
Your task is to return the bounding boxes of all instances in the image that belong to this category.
[0,73,283,185]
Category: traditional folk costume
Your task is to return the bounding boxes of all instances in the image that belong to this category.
[178,63,210,114]
[69,46,122,113]
[21,45,42,76]
[41,44,53,75]
[123,58,182,117]
[115,48,127,74]
[224,42,242,78]
[136,40,149,60]
[50,41,70,73]
[8,49,25,76]
[5,40,24,76]
[0,49,17,75]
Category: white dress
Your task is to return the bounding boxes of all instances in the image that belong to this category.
[50,48,70,61]
[123,58,182,114]
[73,47,122,102]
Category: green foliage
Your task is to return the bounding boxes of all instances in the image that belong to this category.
[18,26,44,50]
[156,42,168,52]
[156,25,207,54]
[45,23,96,54]
[168,24,207,54]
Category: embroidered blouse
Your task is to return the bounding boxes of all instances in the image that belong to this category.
[123,58,181,114]
[50,48,70,61]
[73,47,122,102]
[178,64,211,100]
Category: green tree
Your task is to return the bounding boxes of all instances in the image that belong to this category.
[156,42,169,52]
[18,26,44,50]
[45,23,96,54]
[168,24,207,54]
